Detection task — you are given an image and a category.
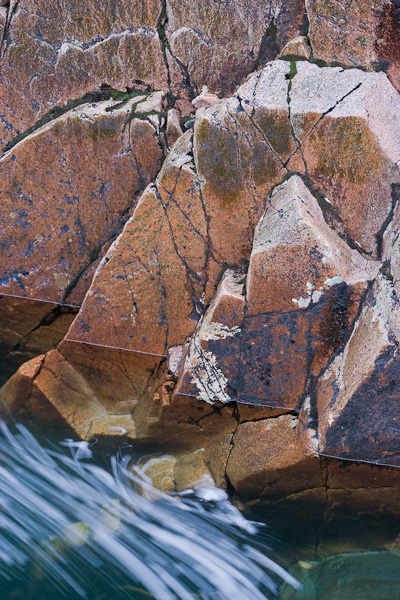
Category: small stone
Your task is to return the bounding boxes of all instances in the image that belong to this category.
[280,36,311,59]
[192,92,221,110]
[174,449,215,492]
[166,109,183,148]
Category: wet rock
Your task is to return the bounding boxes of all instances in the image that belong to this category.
[0,340,162,439]
[315,275,400,465]
[203,433,233,490]
[0,94,165,305]
[0,296,77,386]
[174,448,215,491]
[138,455,177,494]
[226,416,322,498]
[165,0,305,96]
[306,0,400,91]
[280,35,311,59]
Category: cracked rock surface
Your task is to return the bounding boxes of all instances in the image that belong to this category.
[3,0,400,507]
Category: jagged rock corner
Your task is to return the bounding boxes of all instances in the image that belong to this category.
[2,0,400,528]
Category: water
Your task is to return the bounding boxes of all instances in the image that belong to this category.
[0,421,299,599]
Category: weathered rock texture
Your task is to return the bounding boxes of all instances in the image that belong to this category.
[0,93,165,305]
[3,0,400,506]
[312,274,400,465]
[306,0,400,91]
[0,0,307,151]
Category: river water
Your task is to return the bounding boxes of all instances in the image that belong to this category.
[0,421,299,600]
[2,421,400,600]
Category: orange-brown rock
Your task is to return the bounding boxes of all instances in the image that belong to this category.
[0,93,165,305]
[315,274,400,465]
[226,416,322,498]
[166,0,305,96]
[306,0,400,91]
[0,295,77,385]
[0,0,308,149]
[67,130,220,355]
[0,340,161,439]
[0,0,169,149]
[288,62,400,255]
[246,175,379,315]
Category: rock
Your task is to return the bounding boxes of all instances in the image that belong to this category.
[166,0,305,96]
[315,274,400,465]
[174,448,215,491]
[66,61,398,358]
[174,269,245,403]
[238,404,290,421]
[166,109,183,148]
[246,175,379,315]
[0,296,77,386]
[306,0,400,91]
[192,92,221,110]
[174,176,376,409]
[0,6,6,36]
[280,35,311,59]
[226,416,322,498]
[0,94,165,305]
[287,62,400,255]
[0,0,169,149]
[66,130,220,354]
[0,340,162,439]
[203,433,233,490]
[138,455,177,494]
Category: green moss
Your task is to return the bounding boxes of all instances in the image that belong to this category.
[195,119,244,206]
[310,117,383,184]
[3,86,147,154]
[253,109,293,158]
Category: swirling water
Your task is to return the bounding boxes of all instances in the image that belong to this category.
[0,422,300,600]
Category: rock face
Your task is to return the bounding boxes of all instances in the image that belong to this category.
[0,0,307,150]
[3,0,400,506]
[312,275,400,466]
[166,0,305,96]
[306,0,400,91]
[0,93,165,305]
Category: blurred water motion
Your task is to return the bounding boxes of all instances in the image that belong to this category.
[0,422,299,599]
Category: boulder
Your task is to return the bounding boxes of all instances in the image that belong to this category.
[287,62,400,256]
[315,274,400,465]
[246,175,379,315]
[66,130,220,354]
[0,93,165,305]
[226,416,322,498]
